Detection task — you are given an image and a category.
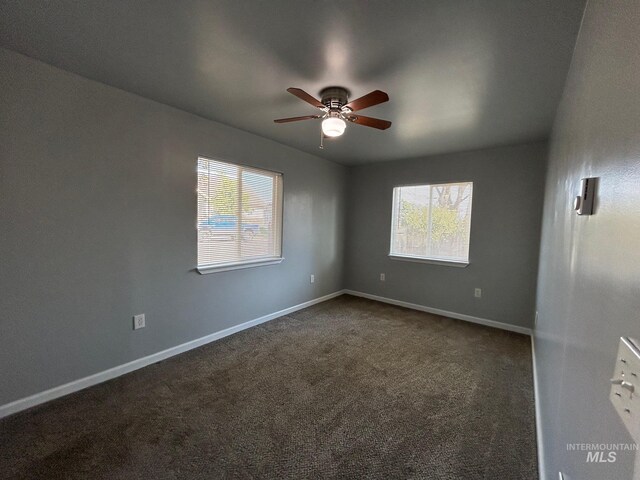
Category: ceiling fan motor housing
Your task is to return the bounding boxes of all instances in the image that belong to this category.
[320,87,350,111]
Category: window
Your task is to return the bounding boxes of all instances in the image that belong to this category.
[390,182,473,265]
[197,157,283,273]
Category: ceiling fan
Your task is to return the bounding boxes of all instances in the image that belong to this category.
[274,87,391,140]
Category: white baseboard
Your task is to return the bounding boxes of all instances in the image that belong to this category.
[343,290,532,336]
[1,289,532,419]
[0,290,345,419]
[531,334,546,480]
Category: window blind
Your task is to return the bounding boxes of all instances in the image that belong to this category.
[197,157,283,270]
[390,182,473,263]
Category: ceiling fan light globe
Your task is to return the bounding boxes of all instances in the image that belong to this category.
[322,117,346,137]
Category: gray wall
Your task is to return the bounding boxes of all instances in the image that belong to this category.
[344,142,547,329]
[0,48,347,406]
[535,1,640,479]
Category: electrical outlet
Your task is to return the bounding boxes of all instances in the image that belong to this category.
[380,273,385,281]
[310,274,315,284]
[474,288,482,298]
[133,314,145,330]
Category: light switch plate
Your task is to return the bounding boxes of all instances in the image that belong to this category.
[610,337,640,441]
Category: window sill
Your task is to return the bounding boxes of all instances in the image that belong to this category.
[197,257,284,274]
[388,255,469,268]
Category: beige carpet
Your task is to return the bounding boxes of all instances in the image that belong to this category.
[0,295,537,479]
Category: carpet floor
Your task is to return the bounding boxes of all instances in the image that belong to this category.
[0,295,537,479]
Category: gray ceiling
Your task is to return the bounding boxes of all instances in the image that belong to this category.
[0,1,585,165]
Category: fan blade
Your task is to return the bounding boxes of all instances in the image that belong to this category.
[287,88,325,109]
[347,114,392,130]
[274,115,322,123]
[343,90,389,112]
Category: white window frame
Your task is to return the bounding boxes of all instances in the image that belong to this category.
[388,182,473,268]
[196,157,284,274]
